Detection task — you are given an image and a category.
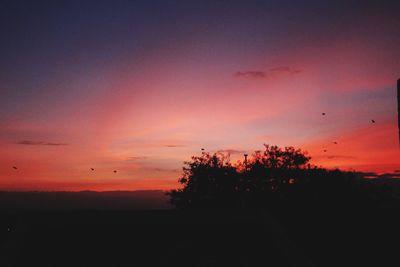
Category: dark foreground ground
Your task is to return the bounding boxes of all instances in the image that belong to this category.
[1,192,399,266]
[1,205,400,267]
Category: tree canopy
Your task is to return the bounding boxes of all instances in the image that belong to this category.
[167,144,391,208]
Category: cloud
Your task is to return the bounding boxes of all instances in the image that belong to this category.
[217,149,246,155]
[152,168,180,173]
[17,140,44,145]
[233,71,266,79]
[45,142,68,146]
[269,66,302,74]
[126,156,147,161]
[16,140,68,146]
[234,66,302,79]
[164,144,186,148]
[326,155,357,160]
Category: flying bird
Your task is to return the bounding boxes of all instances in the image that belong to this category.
[90,168,95,171]
[113,170,117,173]
[12,166,17,170]
[201,148,205,151]
[323,149,327,152]
[322,113,326,116]
[371,119,375,123]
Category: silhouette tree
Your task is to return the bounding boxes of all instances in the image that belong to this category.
[167,152,240,208]
[167,144,393,209]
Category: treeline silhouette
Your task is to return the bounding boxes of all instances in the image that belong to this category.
[167,144,393,208]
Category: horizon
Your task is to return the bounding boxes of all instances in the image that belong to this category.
[1,1,400,191]
[0,189,169,194]
[0,189,167,192]
[1,166,400,193]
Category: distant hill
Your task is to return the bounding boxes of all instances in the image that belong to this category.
[0,190,172,210]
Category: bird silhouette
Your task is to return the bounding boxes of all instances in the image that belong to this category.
[323,149,327,152]
[201,148,205,151]
[322,113,326,116]
[113,170,117,173]
[12,166,17,170]
[91,168,95,171]
[371,119,375,123]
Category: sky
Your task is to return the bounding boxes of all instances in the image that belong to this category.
[0,0,399,191]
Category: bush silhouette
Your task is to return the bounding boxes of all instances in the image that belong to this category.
[167,152,241,208]
[167,144,392,208]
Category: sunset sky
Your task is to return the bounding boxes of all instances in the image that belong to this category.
[1,0,399,191]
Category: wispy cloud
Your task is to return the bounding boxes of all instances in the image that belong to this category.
[16,140,68,146]
[217,149,246,155]
[269,66,302,74]
[233,66,302,79]
[45,142,68,146]
[152,167,180,173]
[164,144,186,148]
[126,156,148,161]
[233,71,266,79]
[326,155,357,160]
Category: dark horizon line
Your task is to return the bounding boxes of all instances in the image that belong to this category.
[0,189,170,193]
